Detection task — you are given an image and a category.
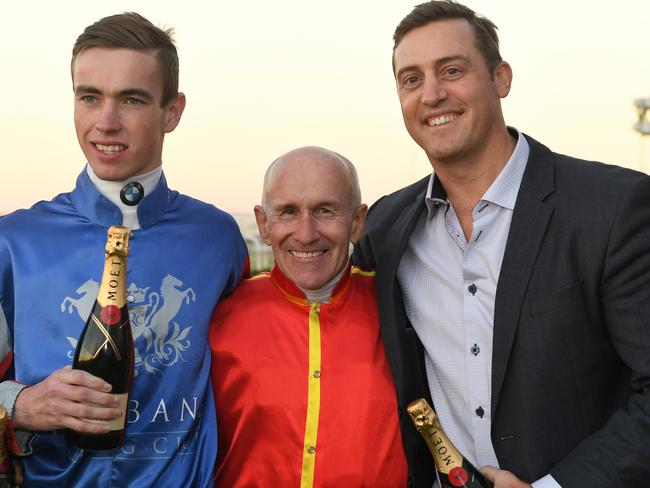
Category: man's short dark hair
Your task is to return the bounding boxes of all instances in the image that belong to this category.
[72,12,179,106]
[393,1,502,76]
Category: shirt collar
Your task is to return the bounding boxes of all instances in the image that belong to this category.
[70,167,171,230]
[424,128,530,217]
[299,263,348,304]
[270,262,353,307]
[86,164,163,230]
[482,129,529,210]
[424,173,448,217]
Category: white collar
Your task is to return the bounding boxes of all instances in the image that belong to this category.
[299,262,349,304]
[86,164,163,230]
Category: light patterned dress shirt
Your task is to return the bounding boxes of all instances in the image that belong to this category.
[398,131,561,488]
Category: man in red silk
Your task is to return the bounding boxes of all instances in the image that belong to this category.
[209,147,407,487]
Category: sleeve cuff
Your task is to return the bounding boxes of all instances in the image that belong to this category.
[0,381,27,419]
[532,474,562,488]
[0,381,34,456]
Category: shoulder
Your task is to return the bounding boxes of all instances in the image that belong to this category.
[349,266,377,293]
[169,193,245,252]
[522,134,648,227]
[173,193,240,227]
[0,193,73,241]
[212,272,275,319]
[370,175,429,212]
[219,272,274,304]
[350,266,376,281]
[364,175,429,230]
[525,133,645,193]
[0,208,33,231]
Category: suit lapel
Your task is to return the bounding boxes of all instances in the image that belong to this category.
[491,136,556,416]
[377,177,429,290]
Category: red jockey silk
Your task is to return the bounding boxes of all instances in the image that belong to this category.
[210,264,407,487]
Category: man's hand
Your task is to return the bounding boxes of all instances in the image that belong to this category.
[481,466,532,488]
[12,366,122,433]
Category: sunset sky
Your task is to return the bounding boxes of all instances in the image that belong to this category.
[2,0,648,218]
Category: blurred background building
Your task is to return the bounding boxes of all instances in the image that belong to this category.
[233,214,274,274]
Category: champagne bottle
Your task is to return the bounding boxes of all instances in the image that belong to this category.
[0,405,11,487]
[407,398,493,488]
[65,226,134,451]
[0,405,22,488]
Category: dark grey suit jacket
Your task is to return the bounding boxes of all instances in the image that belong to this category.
[353,134,650,488]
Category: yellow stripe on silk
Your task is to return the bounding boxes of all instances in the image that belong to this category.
[350,266,375,277]
[300,304,322,488]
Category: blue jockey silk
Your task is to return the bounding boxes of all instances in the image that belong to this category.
[0,170,248,487]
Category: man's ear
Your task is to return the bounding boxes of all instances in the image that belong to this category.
[254,205,272,245]
[350,204,368,244]
[494,61,513,98]
[163,92,187,133]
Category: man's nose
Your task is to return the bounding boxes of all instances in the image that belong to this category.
[294,214,320,243]
[420,77,447,106]
[96,102,121,132]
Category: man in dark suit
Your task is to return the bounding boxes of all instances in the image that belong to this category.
[353,2,650,487]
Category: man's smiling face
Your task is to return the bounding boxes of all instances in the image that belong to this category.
[394,19,511,166]
[255,148,366,290]
[72,47,184,181]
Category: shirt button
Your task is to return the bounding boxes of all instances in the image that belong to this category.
[471,344,480,356]
[475,406,485,418]
[313,370,321,378]
[126,295,135,303]
[468,284,477,295]
[307,446,316,454]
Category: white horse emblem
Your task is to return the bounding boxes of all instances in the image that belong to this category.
[62,274,195,375]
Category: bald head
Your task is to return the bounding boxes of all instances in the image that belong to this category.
[254,146,367,290]
[261,146,361,211]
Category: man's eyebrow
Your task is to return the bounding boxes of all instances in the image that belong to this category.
[269,202,296,211]
[270,200,340,210]
[119,88,154,101]
[74,85,100,95]
[395,55,471,80]
[433,54,471,68]
[395,64,420,80]
[73,86,154,101]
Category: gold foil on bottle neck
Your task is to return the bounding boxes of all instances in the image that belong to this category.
[407,398,464,476]
[97,226,130,309]
[407,398,436,432]
[106,226,131,257]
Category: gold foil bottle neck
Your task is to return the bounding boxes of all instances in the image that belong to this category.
[407,398,465,476]
[105,226,131,257]
[407,398,436,432]
[97,226,130,308]
[0,404,7,422]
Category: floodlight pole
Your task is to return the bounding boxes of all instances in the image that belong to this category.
[634,98,650,173]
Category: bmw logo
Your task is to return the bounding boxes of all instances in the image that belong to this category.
[120,181,144,206]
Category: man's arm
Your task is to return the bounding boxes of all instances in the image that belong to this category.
[486,175,650,487]
[0,246,121,436]
[12,366,121,433]
[550,175,650,485]
[351,234,375,270]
